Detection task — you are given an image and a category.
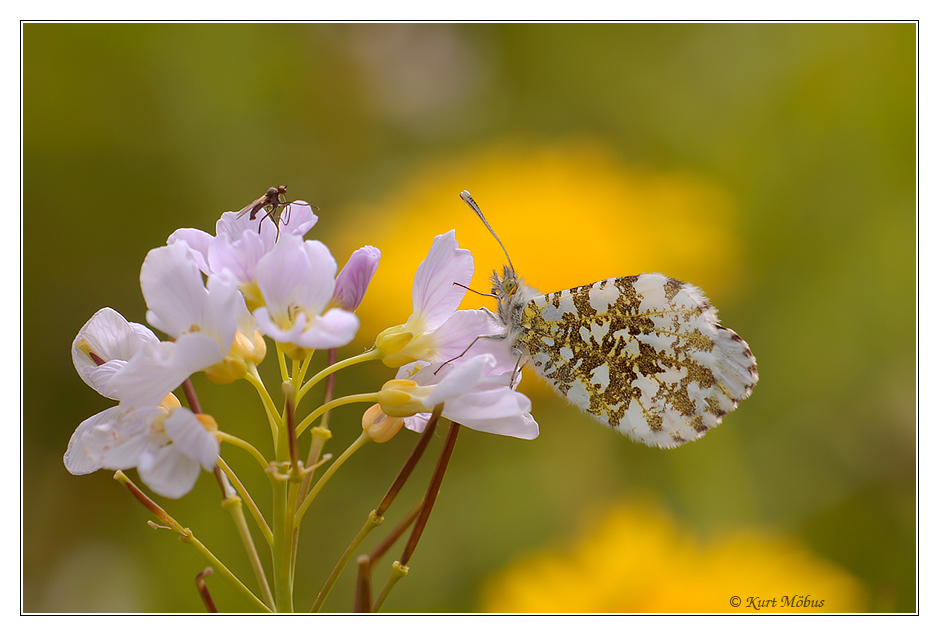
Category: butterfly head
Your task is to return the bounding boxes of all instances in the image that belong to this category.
[492,264,518,297]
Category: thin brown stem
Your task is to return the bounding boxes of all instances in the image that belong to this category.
[113,471,185,534]
[181,377,202,414]
[376,406,442,517]
[195,568,218,613]
[369,500,423,570]
[400,421,461,566]
[353,556,372,613]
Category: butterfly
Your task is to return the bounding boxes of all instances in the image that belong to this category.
[461,190,758,448]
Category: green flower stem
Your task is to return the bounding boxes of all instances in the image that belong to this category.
[244,367,280,442]
[296,349,314,391]
[275,342,290,384]
[279,384,299,471]
[286,480,301,592]
[371,561,408,613]
[218,433,271,470]
[311,509,384,612]
[290,348,337,600]
[298,426,332,505]
[181,529,272,613]
[270,392,296,614]
[292,357,302,388]
[295,431,371,525]
[217,458,272,545]
[297,348,338,505]
[291,359,337,588]
[113,471,271,613]
[295,393,380,436]
[297,348,383,403]
[221,494,275,610]
[271,475,294,613]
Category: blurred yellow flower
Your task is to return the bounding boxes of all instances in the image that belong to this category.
[480,500,867,613]
[333,139,746,355]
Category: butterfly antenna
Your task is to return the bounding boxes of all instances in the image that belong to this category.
[460,190,515,273]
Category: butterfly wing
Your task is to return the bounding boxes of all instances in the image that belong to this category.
[514,274,757,448]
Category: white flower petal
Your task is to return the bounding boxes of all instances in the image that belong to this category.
[164,409,220,471]
[140,242,213,337]
[410,231,474,332]
[425,354,495,405]
[72,308,160,398]
[253,306,309,344]
[206,228,268,285]
[423,309,513,368]
[254,233,311,313]
[297,308,360,350]
[202,271,240,351]
[80,408,157,471]
[64,407,119,475]
[403,412,431,434]
[137,445,202,499]
[443,388,537,439]
[216,210,262,242]
[298,240,340,311]
[280,201,318,236]
[167,228,214,274]
[399,355,538,439]
[107,335,223,409]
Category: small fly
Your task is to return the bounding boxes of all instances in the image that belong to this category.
[236,185,294,233]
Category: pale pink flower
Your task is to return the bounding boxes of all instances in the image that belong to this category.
[251,233,360,350]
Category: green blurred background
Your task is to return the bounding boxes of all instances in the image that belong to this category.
[23,23,915,613]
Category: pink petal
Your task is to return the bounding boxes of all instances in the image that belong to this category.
[411,230,474,332]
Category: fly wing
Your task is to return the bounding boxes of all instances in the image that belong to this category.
[235,196,265,220]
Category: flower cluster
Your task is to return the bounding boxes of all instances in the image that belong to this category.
[66,196,537,501]
[64,189,540,613]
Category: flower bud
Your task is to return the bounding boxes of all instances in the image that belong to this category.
[361,404,404,443]
[159,392,182,414]
[195,413,223,442]
[374,325,415,368]
[376,378,433,418]
[331,246,381,311]
[249,330,267,365]
[204,330,268,384]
